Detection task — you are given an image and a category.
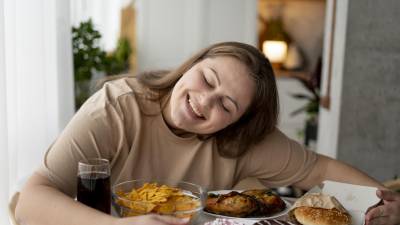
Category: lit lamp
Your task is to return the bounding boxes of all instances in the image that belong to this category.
[262,40,288,68]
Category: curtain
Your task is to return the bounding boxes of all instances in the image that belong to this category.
[0,0,10,223]
[0,1,132,223]
[0,2,74,224]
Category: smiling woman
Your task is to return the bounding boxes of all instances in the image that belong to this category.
[15,41,400,225]
[132,42,279,158]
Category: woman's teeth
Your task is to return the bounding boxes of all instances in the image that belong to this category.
[188,98,204,118]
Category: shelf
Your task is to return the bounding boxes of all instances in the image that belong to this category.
[274,69,310,80]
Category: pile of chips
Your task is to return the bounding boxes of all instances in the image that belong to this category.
[116,182,200,216]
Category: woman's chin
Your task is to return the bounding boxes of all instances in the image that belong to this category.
[176,124,204,135]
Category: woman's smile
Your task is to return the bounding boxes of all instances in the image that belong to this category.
[185,94,206,120]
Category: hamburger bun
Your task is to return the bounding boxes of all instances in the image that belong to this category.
[293,206,351,225]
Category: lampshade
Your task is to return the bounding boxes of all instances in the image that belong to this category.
[262,40,288,63]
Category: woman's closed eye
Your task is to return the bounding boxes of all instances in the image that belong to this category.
[203,74,213,87]
[220,99,231,113]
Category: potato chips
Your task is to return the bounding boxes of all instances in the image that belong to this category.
[115,182,200,217]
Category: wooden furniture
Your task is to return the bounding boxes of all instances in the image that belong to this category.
[8,192,20,225]
[274,69,309,80]
[384,179,400,192]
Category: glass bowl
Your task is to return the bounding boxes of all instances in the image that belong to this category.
[112,179,206,223]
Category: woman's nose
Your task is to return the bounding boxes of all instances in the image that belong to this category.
[198,92,215,109]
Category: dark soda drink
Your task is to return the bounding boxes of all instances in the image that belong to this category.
[77,172,111,214]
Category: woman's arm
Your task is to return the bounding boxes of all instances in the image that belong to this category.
[15,84,122,225]
[293,154,385,190]
[293,154,400,225]
[16,173,190,225]
[16,172,115,225]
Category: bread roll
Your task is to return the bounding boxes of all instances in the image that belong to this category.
[293,206,351,225]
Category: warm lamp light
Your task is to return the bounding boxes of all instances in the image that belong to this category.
[262,40,288,63]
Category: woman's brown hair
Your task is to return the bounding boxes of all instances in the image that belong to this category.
[105,42,278,158]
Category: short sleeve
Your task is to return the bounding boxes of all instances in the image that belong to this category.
[37,84,128,197]
[243,129,317,188]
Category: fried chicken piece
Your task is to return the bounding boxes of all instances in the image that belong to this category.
[241,189,286,216]
[205,191,259,217]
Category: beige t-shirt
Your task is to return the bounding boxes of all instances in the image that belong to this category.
[38,78,317,197]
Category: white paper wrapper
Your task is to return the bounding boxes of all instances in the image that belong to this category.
[291,193,348,213]
[288,193,350,223]
[288,181,381,225]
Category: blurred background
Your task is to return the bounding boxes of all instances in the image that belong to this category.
[1,0,400,223]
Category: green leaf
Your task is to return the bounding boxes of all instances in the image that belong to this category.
[290,105,308,117]
[289,93,313,100]
[72,19,133,109]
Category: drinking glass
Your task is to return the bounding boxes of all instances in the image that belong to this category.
[77,158,111,214]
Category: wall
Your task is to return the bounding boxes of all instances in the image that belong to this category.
[276,77,311,144]
[317,0,348,158]
[70,0,131,52]
[136,0,257,71]
[336,0,400,181]
[318,0,400,181]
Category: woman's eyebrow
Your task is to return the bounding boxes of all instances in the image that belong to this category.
[209,67,239,112]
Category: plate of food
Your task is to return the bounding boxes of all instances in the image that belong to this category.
[204,189,292,220]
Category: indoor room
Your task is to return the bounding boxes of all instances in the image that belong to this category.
[1,0,399,225]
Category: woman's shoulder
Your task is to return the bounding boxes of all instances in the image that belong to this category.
[101,76,139,99]
[99,76,161,115]
[258,129,290,145]
[88,77,145,106]
[245,129,296,155]
[77,77,141,117]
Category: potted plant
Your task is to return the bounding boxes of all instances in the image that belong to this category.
[72,19,132,110]
[290,57,322,147]
[72,19,107,109]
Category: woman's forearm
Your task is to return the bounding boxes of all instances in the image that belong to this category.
[16,173,116,225]
[294,154,385,190]
[323,155,385,189]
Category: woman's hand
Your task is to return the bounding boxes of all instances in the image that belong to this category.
[113,214,190,225]
[365,189,400,225]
